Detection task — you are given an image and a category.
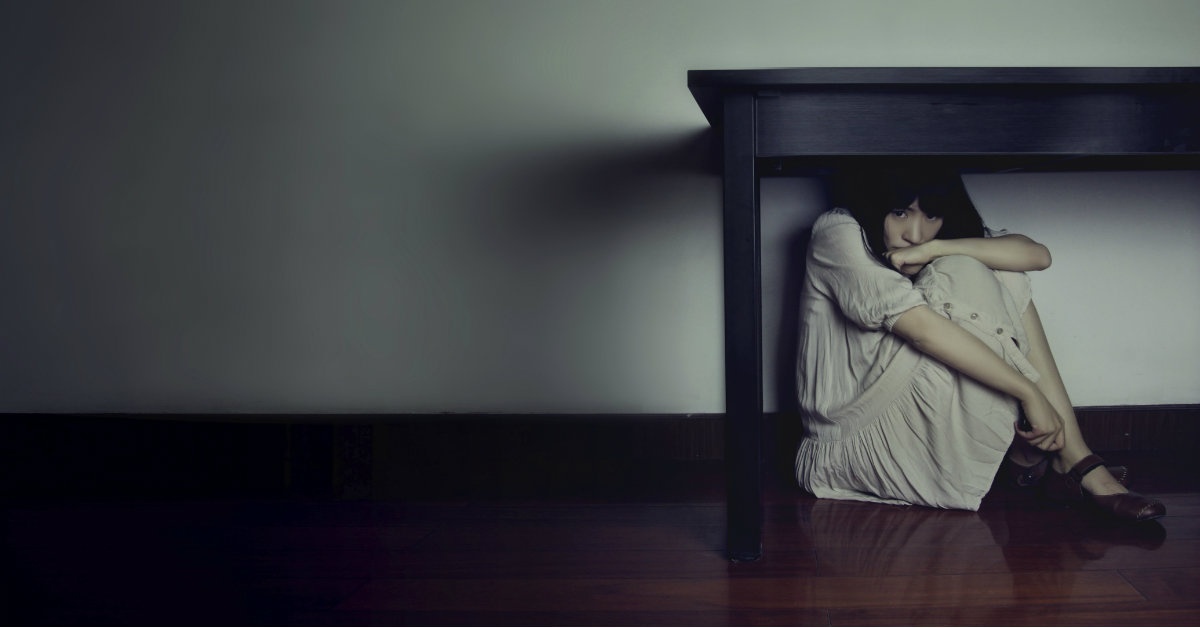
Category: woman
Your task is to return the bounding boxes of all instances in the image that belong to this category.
[793,168,1164,521]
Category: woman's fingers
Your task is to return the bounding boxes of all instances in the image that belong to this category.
[1019,395,1066,451]
[1036,433,1064,451]
[1032,430,1064,451]
[1018,419,1064,451]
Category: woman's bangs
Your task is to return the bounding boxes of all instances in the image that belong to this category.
[917,193,952,218]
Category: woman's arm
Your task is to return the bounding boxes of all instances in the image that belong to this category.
[891,304,1065,451]
[886,234,1051,273]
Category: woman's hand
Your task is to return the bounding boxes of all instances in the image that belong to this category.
[884,241,941,276]
[1017,391,1065,451]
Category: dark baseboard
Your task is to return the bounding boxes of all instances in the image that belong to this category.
[1073,405,1200,451]
[1,406,1194,501]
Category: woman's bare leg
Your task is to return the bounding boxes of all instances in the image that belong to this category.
[1020,300,1126,496]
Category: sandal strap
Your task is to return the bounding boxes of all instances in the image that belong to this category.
[1067,454,1107,483]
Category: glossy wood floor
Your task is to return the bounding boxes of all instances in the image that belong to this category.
[2,453,1197,626]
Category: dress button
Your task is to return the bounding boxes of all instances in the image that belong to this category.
[996,328,1004,334]
[943,303,953,311]
[970,313,979,320]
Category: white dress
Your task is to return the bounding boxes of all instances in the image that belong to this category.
[794,209,1041,510]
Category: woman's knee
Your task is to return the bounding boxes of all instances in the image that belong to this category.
[924,254,992,280]
[915,255,1003,305]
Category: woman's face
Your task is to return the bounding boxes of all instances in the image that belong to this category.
[883,198,944,251]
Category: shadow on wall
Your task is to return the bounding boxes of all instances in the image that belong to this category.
[770,222,813,472]
[418,127,725,410]
[494,127,721,216]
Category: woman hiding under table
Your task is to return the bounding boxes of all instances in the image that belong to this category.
[793,168,1164,521]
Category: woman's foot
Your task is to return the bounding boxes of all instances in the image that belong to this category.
[1044,454,1165,522]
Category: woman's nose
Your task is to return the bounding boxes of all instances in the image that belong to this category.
[904,222,923,243]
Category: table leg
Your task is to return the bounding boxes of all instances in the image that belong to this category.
[721,92,763,562]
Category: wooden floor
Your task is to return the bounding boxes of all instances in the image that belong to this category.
[2,453,1197,626]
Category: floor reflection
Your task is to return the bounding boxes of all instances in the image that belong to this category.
[793,496,1167,577]
[781,496,1170,623]
[798,499,1001,576]
[978,498,1167,569]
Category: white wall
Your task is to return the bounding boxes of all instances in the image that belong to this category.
[2,0,1198,413]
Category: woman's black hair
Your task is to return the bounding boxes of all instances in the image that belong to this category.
[829,167,988,267]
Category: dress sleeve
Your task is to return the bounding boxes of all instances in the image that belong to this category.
[808,211,927,331]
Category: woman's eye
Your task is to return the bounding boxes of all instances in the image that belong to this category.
[890,210,907,218]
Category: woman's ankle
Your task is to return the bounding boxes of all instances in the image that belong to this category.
[1053,447,1095,473]
[1052,451,1128,496]
[1081,468,1128,496]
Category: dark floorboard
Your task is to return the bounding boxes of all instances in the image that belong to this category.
[2,452,1197,626]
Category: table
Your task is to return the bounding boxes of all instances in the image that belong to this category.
[687,67,1200,561]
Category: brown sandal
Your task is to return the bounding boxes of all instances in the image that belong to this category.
[1043,454,1165,522]
[1004,454,1128,489]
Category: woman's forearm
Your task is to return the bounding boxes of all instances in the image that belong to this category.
[892,304,1040,403]
[929,234,1051,272]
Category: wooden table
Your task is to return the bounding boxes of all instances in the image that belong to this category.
[687,67,1200,561]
